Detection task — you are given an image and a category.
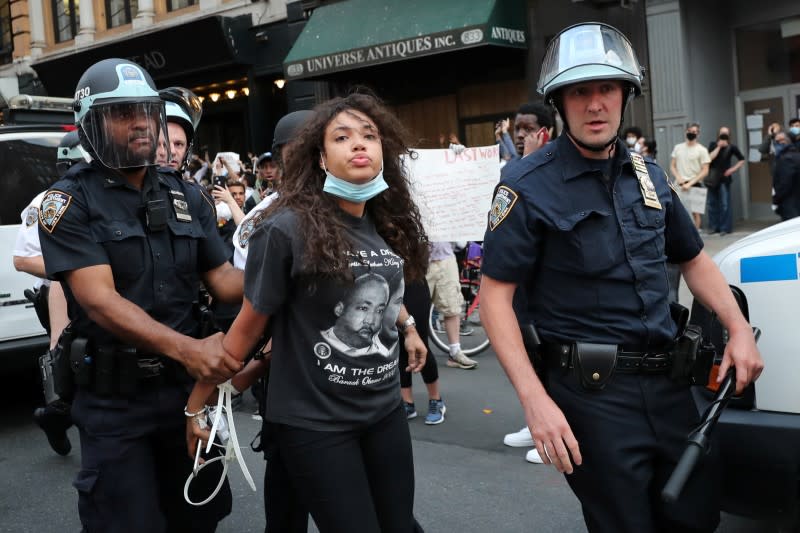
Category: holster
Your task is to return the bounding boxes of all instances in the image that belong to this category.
[24,286,51,336]
[669,324,702,384]
[53,328,76,402]
[573,343,617,391]
[38,348,60,405]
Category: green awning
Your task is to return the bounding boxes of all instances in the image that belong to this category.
[283,0,527,80]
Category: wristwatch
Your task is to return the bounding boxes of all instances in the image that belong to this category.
[398,315,416,333]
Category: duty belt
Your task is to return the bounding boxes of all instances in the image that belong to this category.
[540,343,672,374]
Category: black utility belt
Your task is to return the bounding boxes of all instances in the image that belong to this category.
[70,340,185,396]
[540,342,672,391]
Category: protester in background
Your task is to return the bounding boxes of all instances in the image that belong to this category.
[773,127,800,221]
[256,152,279,197]
[622,126,643,152]
[186,92,430,533]
[671,123,710,229]
[707,126,745,235]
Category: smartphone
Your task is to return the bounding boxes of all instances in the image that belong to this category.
[538,127,550,145]
[214,175,227,187]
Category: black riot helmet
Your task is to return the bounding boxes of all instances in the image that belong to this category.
[73,58,168,169]
[159,87,203,170]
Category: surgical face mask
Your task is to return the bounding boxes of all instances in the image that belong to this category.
[686,132,698,141]
[323,167,388,203]
[626,136,637,147]
[789,126,800,136]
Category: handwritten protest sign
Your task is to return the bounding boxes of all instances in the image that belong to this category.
[213,152,241,173]
[405,145,500,242]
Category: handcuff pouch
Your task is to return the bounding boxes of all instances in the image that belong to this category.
[573,342,617,391]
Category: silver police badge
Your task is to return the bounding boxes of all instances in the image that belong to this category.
[38,191,72,233]
[488,185,518,231]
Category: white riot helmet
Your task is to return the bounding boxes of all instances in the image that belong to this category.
[537,23,644,152]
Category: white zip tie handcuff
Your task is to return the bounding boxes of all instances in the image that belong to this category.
[183,380,257,506]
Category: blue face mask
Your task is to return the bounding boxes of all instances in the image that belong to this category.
[790,126,800,136]
[322,160,388,203]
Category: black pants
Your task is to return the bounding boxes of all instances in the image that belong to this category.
[545,370,720,533]
[399,281,438,388]
[274,404,416,533]
[71,384,232,533]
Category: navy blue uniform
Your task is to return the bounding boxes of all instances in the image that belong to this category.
[483,135,719,532]
[39,161,232,533]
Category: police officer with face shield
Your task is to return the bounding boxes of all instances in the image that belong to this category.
[38,58,243,532]
[480,24,763,532]
[156,86,203,175]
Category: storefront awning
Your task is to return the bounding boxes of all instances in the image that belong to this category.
[32,15,254,98]
[283,0,527,80]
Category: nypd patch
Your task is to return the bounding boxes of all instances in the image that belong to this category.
[488,185,518,231]
[39,191,72,233]
[238,218,255,249]
[25,206,38,227]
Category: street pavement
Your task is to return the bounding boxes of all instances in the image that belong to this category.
[0,219,785,533]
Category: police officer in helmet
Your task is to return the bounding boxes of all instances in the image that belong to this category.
[480,23,763,532]
[38,58,243,532]
[156,86,202,174]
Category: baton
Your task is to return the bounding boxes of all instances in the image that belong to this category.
[662,326,761,503]
[661,368,735,503]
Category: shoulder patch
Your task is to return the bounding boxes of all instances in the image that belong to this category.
[488,185,518,231]
[38,191,72,233]
[238,218,256,249]
[25,206,39,227]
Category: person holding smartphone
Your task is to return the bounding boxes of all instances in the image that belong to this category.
[511,102,556,160]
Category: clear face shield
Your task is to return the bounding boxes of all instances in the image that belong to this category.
[538,24,643,97]
[80,101,168,169]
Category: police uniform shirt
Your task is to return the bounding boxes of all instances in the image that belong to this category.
[38,161,229,344]
[13,190,48,289]
[482,134,702,348]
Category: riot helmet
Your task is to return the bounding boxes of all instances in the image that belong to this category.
[56,130,90,174]
[537,23,644,152]
[158,87,202,171]
[73,58,167,169]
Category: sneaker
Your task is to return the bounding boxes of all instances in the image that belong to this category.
[446,350,478,369]
[459,322,474,336]
[525,448,544,464]
[33,402,72,456]
[503,426,534,447]
[404,401,418,420]
[424,398,446,425]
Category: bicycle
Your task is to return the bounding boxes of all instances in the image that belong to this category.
[428,242,491,356]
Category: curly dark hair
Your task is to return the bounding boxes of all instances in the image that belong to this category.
[257,92,429,281]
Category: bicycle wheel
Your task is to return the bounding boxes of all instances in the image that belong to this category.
[428,281,490,356]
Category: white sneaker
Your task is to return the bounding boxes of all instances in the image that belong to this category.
[525,448,544,464]
[503,426,534,447]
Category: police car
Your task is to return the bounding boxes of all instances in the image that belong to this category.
[692,217,800,527]
[0,95,71,371]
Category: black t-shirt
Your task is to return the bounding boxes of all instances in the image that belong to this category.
[244,208,405,431]
[708,141,745,183]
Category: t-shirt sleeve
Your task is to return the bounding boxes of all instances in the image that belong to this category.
[700,147,712,165]
[38,184,109,281]
[664,188,703,263]
[732,145,745,161]
[481,183,540,283]
[244,221,294,315]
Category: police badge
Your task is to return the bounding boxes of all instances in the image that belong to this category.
[25,206,39,227]
[488,185,518,231]
[38,191,72,233]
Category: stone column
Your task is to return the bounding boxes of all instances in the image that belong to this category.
[27,0,46,57]
[132,0,155,30]
[75,0,96,47]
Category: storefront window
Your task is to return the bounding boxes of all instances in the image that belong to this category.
[52,0,79,42]
[736,20,800,91]
[105,0,137,28]
[167,0,195,11]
